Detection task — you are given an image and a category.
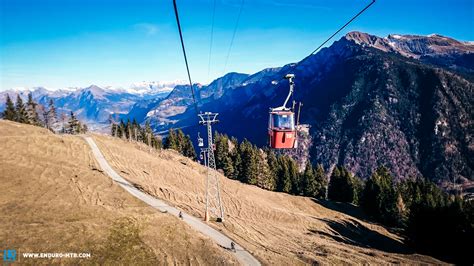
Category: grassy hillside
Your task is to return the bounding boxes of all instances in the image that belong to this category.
[0,120,237,265]
[93,134,445,264]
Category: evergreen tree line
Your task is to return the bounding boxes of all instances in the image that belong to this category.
[109,124,196,159]
[360,167,473,264]
[214,132,327,196]
[2,93,87,134]
[110,119,162,149]
[214,132,472,264]
[316,164,472,264]
[163,128,196,160]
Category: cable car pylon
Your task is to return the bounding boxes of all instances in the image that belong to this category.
[198,112,224,222]
[173,0,225,223]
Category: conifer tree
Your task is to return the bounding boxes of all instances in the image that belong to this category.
[126,119,132,140]
[231,138,242,180]
[144,121,153,145]
[15,95,28,123]
[26,92,40,125]
[214,133,226,169]
[164,128,179,150]
[3,94,16,121]
[176,129,186,152]
[255,149,274,190]
[144,122,150,143]
[182,135,196,159]
[111,123,117,137]
[132,118,139,141]
[156,136,163,149]
[238,140,259,185]
[314,164,327,198]
[77,123,83,134]
[395,193,407,226]
[214,133,234,177]
[36,104,46,127]
[276,156,292,193]
[361,166,399,224]
[162,128,195,158]
[266,150,279,190]
[328,166,358,203]
[67,111,80,134]
[302,161,317,197]
[118,119,126,139]
[222,152,235,178]
[44,99,58,131]
[43,106,50,129]
[48,99,58,129]
[288,158,300,195]
[60,113,68,133]
[139,125,146,142]
[82,123,88,133]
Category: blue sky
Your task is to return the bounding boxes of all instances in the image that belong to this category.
[0,0,473,90]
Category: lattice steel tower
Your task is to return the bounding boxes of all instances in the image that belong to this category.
[198,112,224,222]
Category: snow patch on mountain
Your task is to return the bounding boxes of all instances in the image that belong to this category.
[113,80,187,95]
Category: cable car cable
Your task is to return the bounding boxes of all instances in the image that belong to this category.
[310,0,375,55]
[172,0,199,115]
[284,0,375,115]
[298,0,375,65]
[223,0,245,75]
[207,0,217,81]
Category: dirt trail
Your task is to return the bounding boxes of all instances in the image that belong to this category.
[83,136,260,266]
[94,134,445,265]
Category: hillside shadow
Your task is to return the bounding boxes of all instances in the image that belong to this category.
[310,218,411,254]
[313,199,404,236]
[313,199,370,222]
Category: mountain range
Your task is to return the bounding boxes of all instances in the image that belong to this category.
[1,31,472,184]
[0,81,183,130]
[133,31,473,184]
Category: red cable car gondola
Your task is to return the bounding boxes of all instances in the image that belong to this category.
[268,74,298,149]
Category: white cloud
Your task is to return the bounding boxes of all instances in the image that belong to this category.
[134,23,159,36]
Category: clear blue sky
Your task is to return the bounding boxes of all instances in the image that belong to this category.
[0,0,473,90]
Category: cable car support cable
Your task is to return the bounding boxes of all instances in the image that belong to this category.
[223,0,245,75]
[207,0,217,81]
[300,0,376,64]
[172,0,199,115]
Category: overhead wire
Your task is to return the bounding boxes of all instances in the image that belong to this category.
[223,0,245,75]
[298,0,376,64]
[207,0,217,82]
[287,0,375,107]
[172,0,199,115]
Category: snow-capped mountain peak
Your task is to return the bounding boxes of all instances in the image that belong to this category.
[345,31,474,59]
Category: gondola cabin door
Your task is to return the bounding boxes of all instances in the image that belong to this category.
[268,110,296,149]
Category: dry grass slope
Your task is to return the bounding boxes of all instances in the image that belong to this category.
[94,134,445,265]
[0,120,237,265]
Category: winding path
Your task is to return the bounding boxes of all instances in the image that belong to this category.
[82,136,260,266]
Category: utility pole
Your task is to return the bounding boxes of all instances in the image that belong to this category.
[198,112,224,222]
